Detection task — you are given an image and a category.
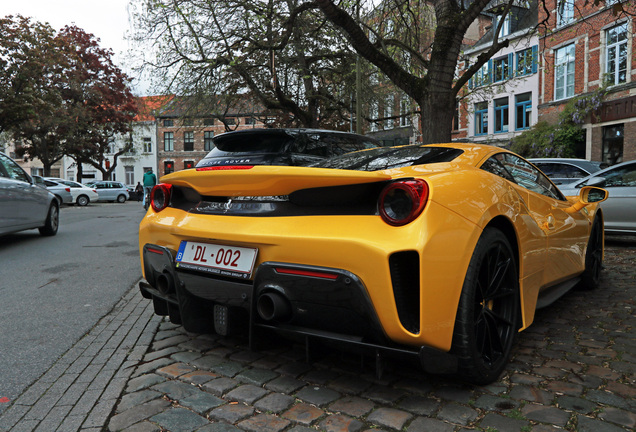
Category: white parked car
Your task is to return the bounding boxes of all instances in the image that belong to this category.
[45,178,99,206]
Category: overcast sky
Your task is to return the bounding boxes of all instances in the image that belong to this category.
[0,0,150,95]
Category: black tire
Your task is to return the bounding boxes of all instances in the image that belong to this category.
[578,217,603,290]
[117,194,127,203]
[77,195,89,206]
[39,202,59,236]
[451,228,519,385]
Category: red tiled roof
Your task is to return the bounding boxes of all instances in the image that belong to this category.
[134,95,174,121]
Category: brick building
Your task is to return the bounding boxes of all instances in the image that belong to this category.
[155,97,270,177]
[538,0,636,163]
[459,1,539,145]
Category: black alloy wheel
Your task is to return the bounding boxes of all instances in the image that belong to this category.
[452,228,519,385]
[578,217,603,290]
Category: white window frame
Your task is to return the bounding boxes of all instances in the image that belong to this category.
[606,23,628,86]
[498,14,511,39]
[125,166,134,185]
[557,0,574,27]
[385,95,394,129]
[555,44,575,100]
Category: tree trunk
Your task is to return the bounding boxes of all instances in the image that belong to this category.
[77,162,84,183]
[419,91,455,144]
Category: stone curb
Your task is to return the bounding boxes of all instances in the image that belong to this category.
[0,281,162,432]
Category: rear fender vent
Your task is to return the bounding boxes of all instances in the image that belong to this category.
[389,251,421,334]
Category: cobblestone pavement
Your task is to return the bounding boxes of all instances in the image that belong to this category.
[1,238,633,432]
[105,236,635,432]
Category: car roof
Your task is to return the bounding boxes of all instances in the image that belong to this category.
[528,158,603,171]
[559,159,636,188]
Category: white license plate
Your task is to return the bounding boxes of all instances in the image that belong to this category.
[175,241,257,279]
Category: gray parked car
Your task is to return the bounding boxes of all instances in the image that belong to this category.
[33,175,73,205]
[85,180,130,203]
[559,160,636,234]
[0,152,59,237]
[529,158,604,185]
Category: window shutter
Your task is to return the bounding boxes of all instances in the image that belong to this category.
[532,45,538,74]
[508,53,514,79]
[488,59,493,84]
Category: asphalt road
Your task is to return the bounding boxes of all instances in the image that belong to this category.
[0,200,146,403]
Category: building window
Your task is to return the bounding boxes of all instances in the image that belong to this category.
[184,131,194,151]
[245,117,256,125]
[452,99,459,131]
[515,93,532,130]
[498,14,511,39]
[606,23,628,86]
[125,166,134,185]
[164,161,174,175]
[369,101,379,132]
[225,117,236,125]
[475,102,488,136]
[204,131,214,151]
[163,132,174,151]
[470,61,492,88]
[493,55,511,82]
[143,137,152,153]
[557,0,574,27]
[182,118,194,126]
[516,46,538,76]
[494,98,509,133]
[163,119,174,127]
[203,118,215,126]
[385,95,394,129]
[555,44,575,100]
[184,160,194,169]
[602,124,624,165]
[400,96,410,127]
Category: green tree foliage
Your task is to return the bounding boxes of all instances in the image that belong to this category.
[0,16,137,177]
[0,16,70,173]
[510,89,606,158]
[58,25,138,181]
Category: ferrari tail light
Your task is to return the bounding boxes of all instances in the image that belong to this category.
[150,183,172,212]
[379,179,429,226]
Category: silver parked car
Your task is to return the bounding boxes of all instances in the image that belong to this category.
[529,158,604,185]
[33,175,73,205]
[85,180,130,203]
[559,160,636,234]
[45,177,99,206]
[0,152,59,237]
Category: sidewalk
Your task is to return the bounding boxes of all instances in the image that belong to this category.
[0,282,162,432]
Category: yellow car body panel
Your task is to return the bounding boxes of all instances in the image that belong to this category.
[138,142,605,381]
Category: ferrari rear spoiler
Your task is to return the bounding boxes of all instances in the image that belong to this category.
[161,165,393,197]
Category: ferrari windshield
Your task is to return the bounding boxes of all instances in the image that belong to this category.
[313,145,463,171]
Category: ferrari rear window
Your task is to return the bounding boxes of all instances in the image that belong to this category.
[313,146,463,171]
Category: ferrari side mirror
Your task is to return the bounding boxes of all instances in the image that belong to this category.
[565,186,608,213]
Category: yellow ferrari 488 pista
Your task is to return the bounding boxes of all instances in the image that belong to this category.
[139,143,607,384]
